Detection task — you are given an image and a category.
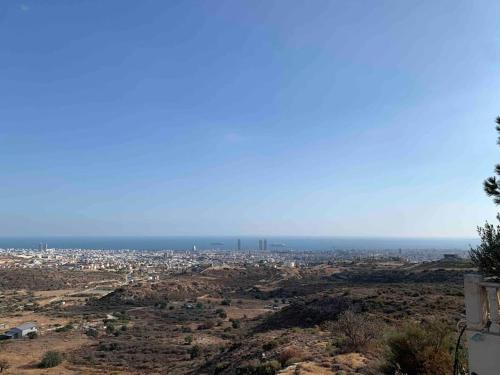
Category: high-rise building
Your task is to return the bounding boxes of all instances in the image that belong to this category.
[38,243,43,251]
[44,243,48,251]
[237,239,241,251]
[263,239,267,251]
[259,239,263,251]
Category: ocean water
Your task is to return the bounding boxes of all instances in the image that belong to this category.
[0,236,479,251]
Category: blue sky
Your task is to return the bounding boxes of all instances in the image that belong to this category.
[1,0,500,237]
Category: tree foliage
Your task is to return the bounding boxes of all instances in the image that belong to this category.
[483,117,500,204]
[470,220,500,277]
[470,117,500,277]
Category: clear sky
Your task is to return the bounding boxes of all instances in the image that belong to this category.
[1,0,500,237]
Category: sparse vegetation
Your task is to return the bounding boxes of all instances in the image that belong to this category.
[0,259,466,374]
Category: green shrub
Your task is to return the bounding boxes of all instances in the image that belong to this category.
[190,345,202,359]
[85,327,98,338]
[216,308,227,318]
[236,360,281,375]
[55,323,73,333]
[214,362,230,374]
[262,340,278,351]
[39,351,63,368]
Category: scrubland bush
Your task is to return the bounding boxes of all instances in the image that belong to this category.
[86,327,99,338]
[0,359,10,372]
[236,359,281,375]
[278,347,304,367]
[39,351,63,368]
[262,340,278,351]
[332,309,377,352]
[214,362,230,374]
[56,323,73,333]
[190,345,202,359]
[383,320,453,375]
[216,308,227,318]
[198,320,216,330]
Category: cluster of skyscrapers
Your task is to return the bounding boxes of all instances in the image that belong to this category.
[38,243,48,251]
[258,239,267,251]
[235,239,267,251]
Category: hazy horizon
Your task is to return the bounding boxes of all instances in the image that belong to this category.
[0,235,479,251]
[2,1,500,237]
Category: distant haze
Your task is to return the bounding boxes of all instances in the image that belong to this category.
[0,236,479,251]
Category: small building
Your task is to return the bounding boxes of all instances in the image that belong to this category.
[5,322,37,339]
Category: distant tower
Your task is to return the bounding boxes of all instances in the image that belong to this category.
[259,240,263,251]
[44,243,48,251]
[237,239,241,251]
[38,243,43,251]
[263,239,267,251]
[192,245,197,251]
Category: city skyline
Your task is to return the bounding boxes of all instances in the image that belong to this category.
[2,1,500,237]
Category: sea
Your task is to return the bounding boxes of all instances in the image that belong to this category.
[0,236,479,252]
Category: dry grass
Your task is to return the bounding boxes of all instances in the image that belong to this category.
[0,331,97,374]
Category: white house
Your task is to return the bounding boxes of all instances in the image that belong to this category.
[4,322,37,339]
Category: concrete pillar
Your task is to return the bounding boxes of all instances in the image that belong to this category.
[464,274,485,330]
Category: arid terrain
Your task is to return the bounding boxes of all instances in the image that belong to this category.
[0,258,472,374]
